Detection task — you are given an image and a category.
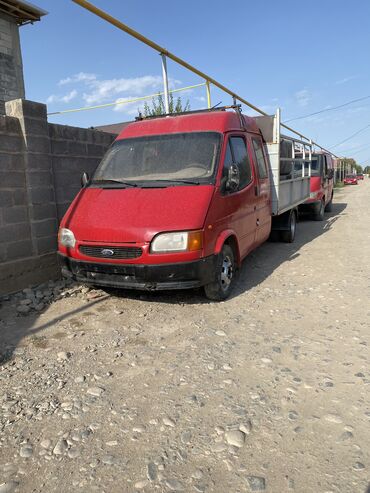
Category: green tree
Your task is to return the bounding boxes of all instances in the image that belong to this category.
[142,93,190,117]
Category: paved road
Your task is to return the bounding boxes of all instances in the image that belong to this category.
[0,180,369,493]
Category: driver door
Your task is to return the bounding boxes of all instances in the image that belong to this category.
[208,134,258,258]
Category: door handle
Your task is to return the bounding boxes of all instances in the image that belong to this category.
[254,185,260,196]
[256,219,260,226]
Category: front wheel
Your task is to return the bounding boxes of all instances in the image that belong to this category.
[204,244,236,301]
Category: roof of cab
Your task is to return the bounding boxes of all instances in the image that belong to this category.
[116,111,261,140]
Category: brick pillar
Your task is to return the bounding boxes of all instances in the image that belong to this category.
[0,99,59,294]
[5,99,58,256]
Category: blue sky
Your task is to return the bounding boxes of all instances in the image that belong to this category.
[21,0,370,166]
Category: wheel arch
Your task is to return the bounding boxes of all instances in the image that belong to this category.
[214,230,241,267]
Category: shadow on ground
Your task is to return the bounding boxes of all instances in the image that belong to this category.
[0,202,346,364]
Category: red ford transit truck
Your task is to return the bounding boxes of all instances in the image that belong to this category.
[58,107,312,300]
[299,151,334,220]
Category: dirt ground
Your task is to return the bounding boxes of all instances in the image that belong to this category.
[0,181,369,493]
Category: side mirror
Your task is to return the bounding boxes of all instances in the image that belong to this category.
[81,172,89,188]
[225,163,240,192]
[328,169,334,180]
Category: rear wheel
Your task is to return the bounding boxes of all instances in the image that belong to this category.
[204,244,236,301]
[280,210,296,243]
[325,194,333,212]
[313,199,325,221]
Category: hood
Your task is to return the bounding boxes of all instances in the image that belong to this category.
[62,185,214,243]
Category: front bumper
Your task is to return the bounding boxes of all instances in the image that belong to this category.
[58,253,217,291]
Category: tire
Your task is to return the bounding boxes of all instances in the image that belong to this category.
[313,199,325,221]
[204,244,236,301]
[280,211,296,243]
[325,194,333,212]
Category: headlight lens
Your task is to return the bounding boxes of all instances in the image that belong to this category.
[58,228,76,248]
[151,231,202,253]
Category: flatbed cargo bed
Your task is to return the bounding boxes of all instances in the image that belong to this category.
[254,109,312,215]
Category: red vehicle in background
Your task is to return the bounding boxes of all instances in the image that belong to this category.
[344,174,358,185]
[299,152,334,220]
[356,173,364,180]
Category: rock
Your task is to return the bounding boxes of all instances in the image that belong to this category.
[74,376,85,383]
[134,480,148,490]
[165,479,185,491]
[0,481,19,493]
[102,455,115,465]
[192,469,203,480]
[225,430,245,448]
[68,448,80,459]
[147,462,157,481]
[215,330,226,337]
[53,438,68,455]
[193,484,206,493]
[19,444,33,458]
[40,439,52,449]
[86,387,105,397]
[246,476,266,491]
[239,421,252,435]
[211,443,227,453]
[163,416,176,427]
[353,462,365,470]
[16,305,30,315]
[337,431,353,441]
[57,351,71,361]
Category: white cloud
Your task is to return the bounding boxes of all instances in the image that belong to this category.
[58,72,97,86]
[46,89,78,104]
[295,89,311,107]
[82,76,167,105]
[335,75,357,85]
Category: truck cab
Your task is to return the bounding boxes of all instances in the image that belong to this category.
[58,109,272,300]
[299,151,334,220]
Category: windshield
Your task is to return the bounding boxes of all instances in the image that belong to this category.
[93,132,221,186]
[347,175,355,179]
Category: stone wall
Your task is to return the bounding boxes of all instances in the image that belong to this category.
[0,99,116,295]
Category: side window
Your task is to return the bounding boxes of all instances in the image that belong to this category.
[230,137,252,189]
[222,141,233,183]
[252,138,268,179]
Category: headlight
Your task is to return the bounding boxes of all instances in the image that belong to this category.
[151,231,202,253]
[58,228,76,248]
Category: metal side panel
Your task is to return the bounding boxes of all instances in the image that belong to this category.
[266,142,280,215]
[276,177,310,214]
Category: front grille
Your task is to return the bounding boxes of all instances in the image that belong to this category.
[79,245,142,260]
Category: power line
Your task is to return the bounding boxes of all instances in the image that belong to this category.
[329,123,370,150]
[284,95,370,123]
[340,142,370,156]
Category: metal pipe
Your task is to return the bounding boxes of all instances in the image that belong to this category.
[161,54,170,114]
[71,0,338,157]
[206,80,211,109]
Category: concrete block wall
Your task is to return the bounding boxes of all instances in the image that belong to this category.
[49,124,115,220]
[0,98,116,295]
[0,14,25,114]
[0,113,30,265]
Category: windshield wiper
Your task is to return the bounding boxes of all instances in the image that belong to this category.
[149,179,201,185]
[91,179,137,187]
